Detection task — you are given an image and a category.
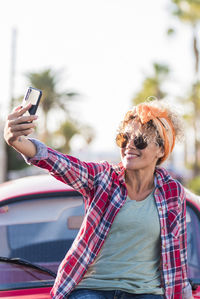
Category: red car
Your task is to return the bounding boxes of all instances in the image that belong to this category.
[0,175,199,298]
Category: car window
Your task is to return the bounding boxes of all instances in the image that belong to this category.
[186,203,200,279]
[0,195,84,281]
[0,196,83,225]
[7,205,84,262]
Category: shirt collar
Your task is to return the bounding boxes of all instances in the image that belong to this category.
[154,167,171,188]
[113,162,126,183]
[113,163,170,188]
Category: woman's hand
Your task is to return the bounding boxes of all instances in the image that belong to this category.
[4,103,37,146]
[4,103,38,158]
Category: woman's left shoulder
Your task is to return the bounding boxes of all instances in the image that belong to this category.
[155,167,186,197]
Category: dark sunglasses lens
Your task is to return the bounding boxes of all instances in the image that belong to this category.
[134,135,148,149]
[116,133,128,148]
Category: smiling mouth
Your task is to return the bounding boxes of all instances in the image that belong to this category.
[125,153,140,159]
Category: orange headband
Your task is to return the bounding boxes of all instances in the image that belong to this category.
[134,103,175,163]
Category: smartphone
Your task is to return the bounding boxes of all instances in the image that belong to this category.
[22,87,42,116]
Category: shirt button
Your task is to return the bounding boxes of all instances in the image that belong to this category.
[164,263,168,268]
[163,244,166,248]
[162,227,165,231]
[159,208,162,211]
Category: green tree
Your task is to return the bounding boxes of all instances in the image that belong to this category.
[132,63,170,105]
[26,68,78,143]
[54,121,95,153]
[187,175,200,195]
[169,0,200,174]
[54,120,80,153]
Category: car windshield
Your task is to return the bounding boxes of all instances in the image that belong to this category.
[0,195,84,289]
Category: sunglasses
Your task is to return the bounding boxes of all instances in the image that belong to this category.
[116,132,148,150]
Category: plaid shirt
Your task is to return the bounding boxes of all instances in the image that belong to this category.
[26,139,192,299]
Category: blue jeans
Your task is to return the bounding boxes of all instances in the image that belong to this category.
[68,288,164,299]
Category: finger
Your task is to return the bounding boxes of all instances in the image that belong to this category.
[12,105,23,113]
[23,128,34,136]
[9,121,36,132]
[8,106,23,120]
[11,114,38,125]
[16,103,32,117]
[14,128,34,137]
[9,103,32,120]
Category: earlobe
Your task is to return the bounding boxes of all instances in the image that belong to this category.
[157,148,165,159]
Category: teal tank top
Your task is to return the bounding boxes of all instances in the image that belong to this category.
[76,191,164,295]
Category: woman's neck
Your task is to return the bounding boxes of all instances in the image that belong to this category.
[125,168,155,200]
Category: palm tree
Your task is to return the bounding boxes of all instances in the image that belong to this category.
[26,68,78,143]
[171,0,200,75]
[132,63,170,105]
[54,121,95,153]
[169,0,200,175]
[54,120,80,153]
[6,68,95,178]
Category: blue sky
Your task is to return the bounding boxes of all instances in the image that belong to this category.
[0,0,194,153]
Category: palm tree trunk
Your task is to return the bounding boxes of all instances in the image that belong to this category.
[192,26,200,176]
[193,30,199,74]
[42,111,49,144]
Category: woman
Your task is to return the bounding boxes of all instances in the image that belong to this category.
[4,99,193,299]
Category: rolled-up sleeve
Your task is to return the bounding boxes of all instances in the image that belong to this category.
[23,138,48,163]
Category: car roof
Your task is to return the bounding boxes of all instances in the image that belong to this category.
[0,174,75,203]
[0,175,199,211]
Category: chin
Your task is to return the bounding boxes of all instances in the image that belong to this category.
[122,159,141,170]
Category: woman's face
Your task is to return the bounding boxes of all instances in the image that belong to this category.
[120,120,164,171]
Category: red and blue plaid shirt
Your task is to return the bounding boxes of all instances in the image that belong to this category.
[26,139,192,299]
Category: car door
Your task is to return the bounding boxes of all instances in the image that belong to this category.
[186,200,200,297]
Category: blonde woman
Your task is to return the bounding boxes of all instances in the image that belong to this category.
[4,99,193,299]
